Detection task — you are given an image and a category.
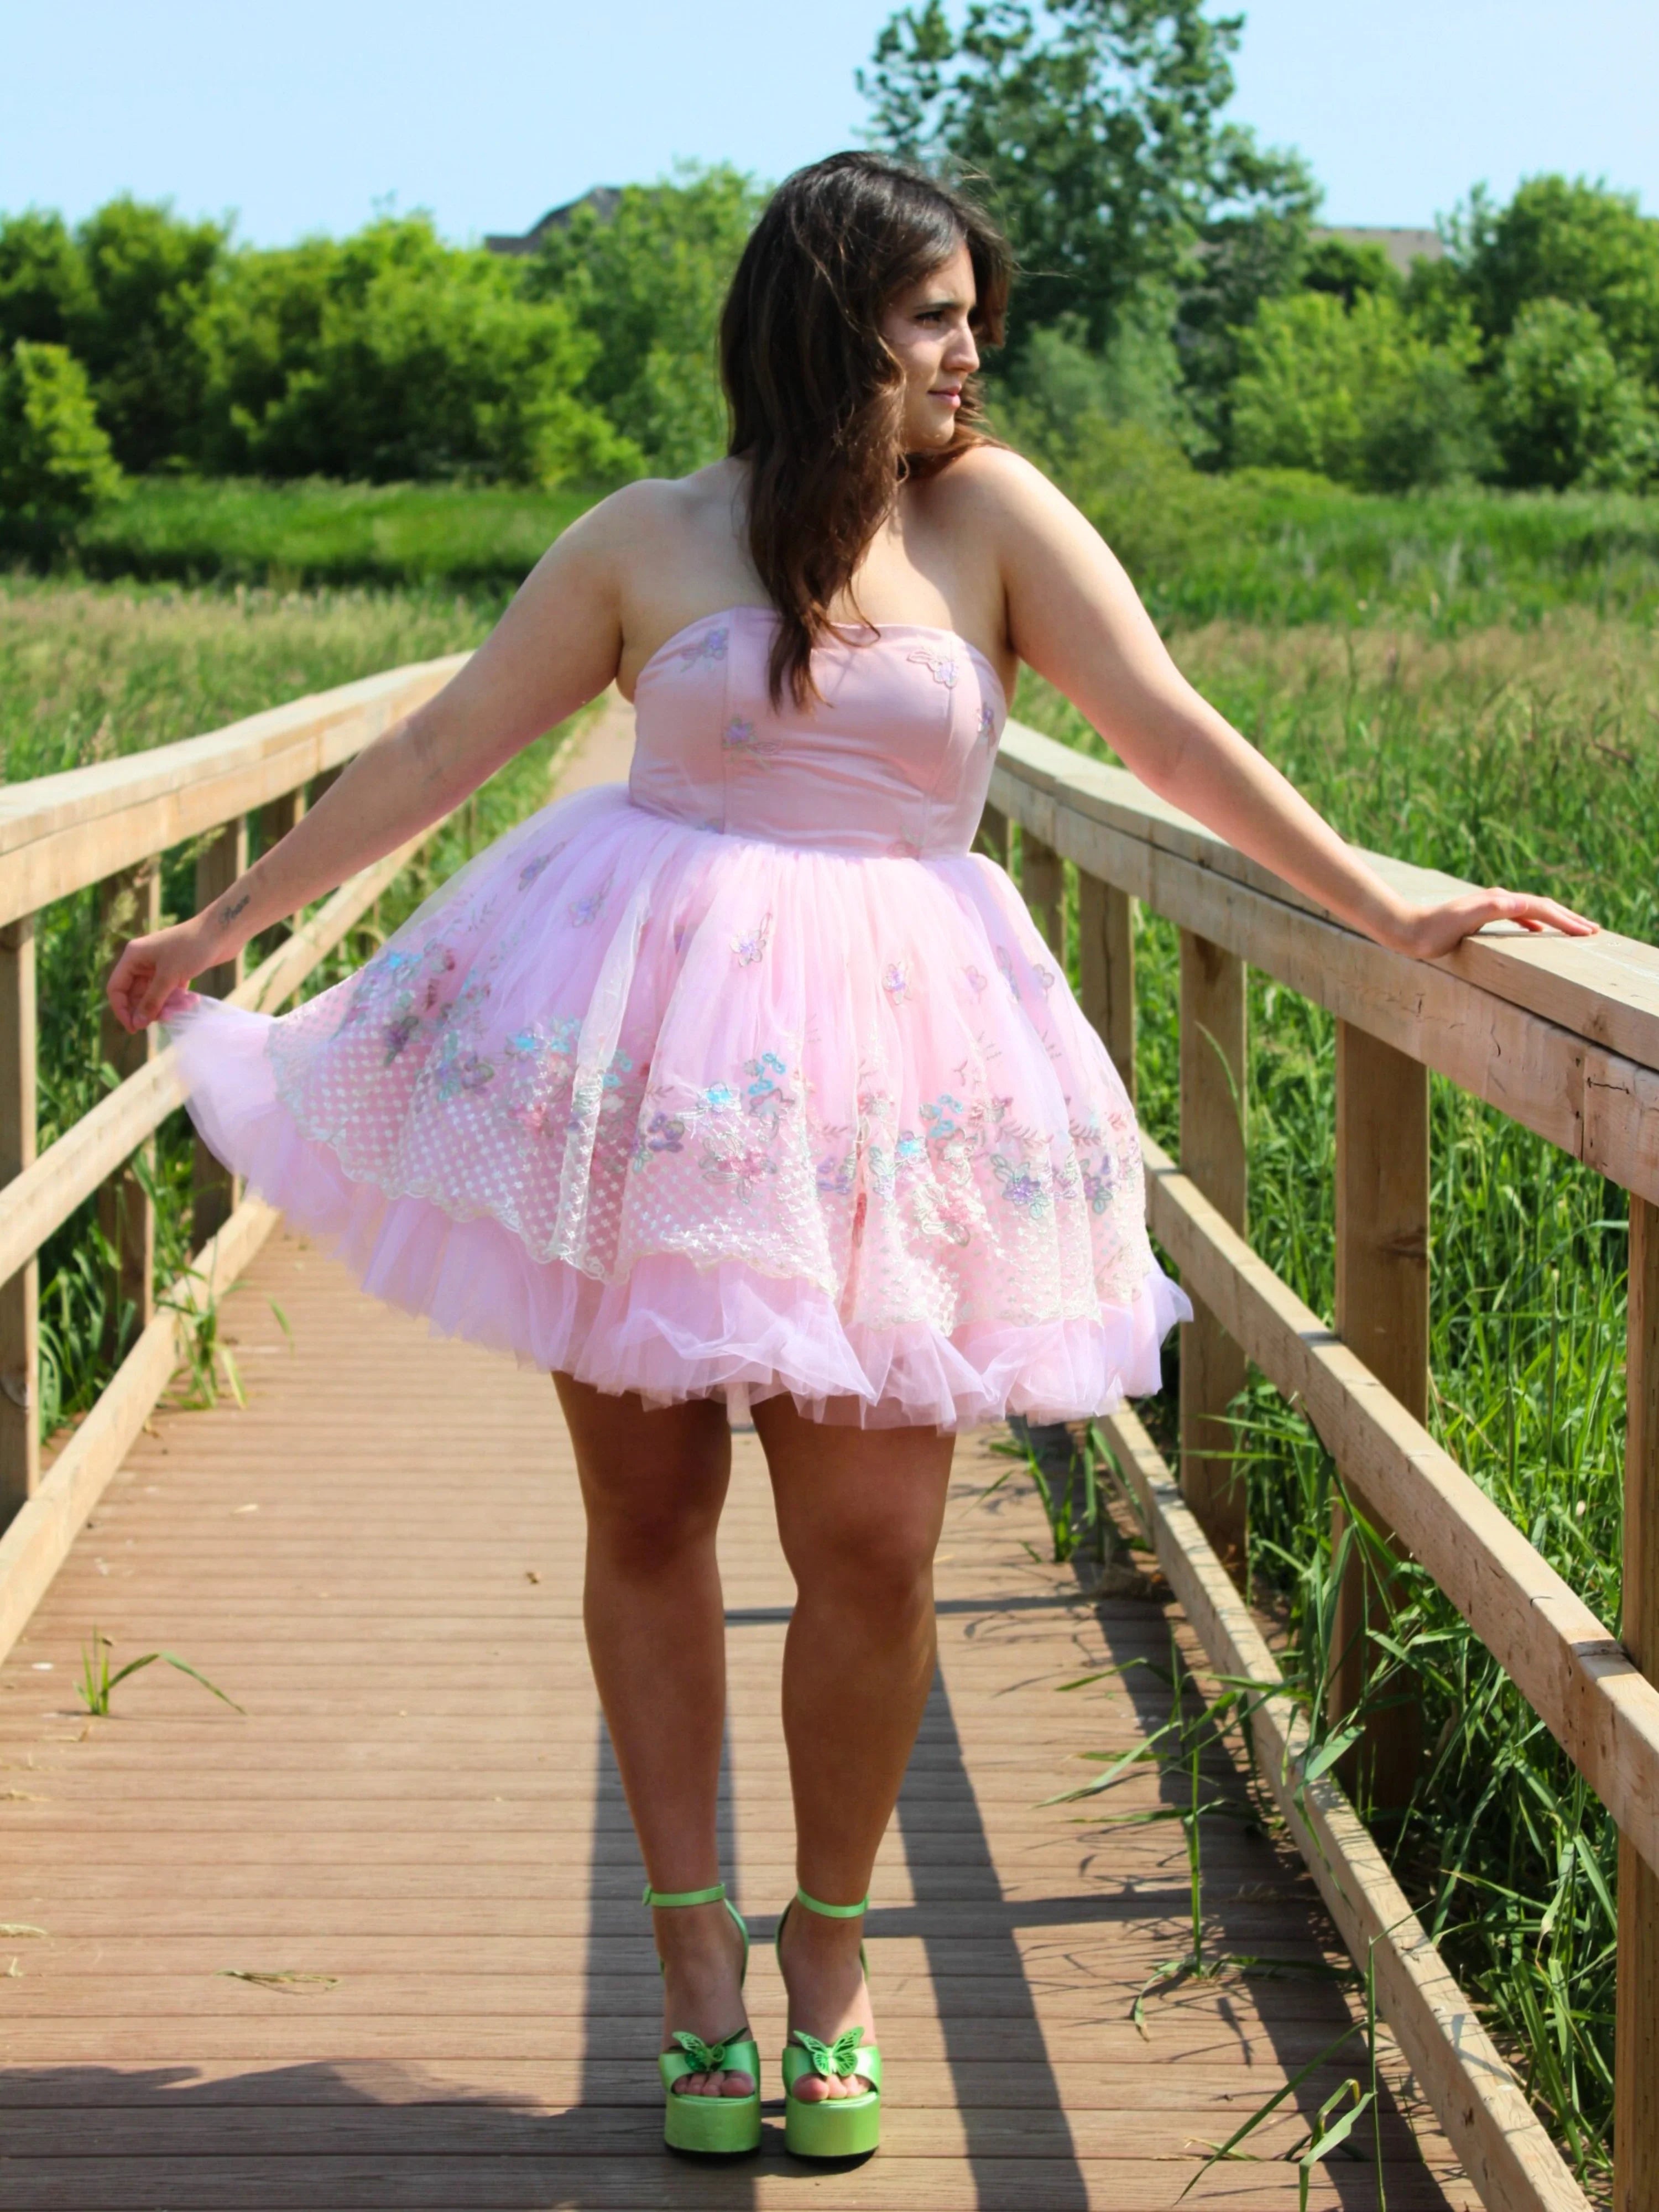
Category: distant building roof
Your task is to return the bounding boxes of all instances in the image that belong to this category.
[485,186,623,257]
[1311,225,1444,273]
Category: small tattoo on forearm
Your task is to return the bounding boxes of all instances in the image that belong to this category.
[219,894,250,926]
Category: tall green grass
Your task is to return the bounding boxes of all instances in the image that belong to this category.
[54,460,1659,629]
[72,476,596,596]
[2,576,579,1441]
[1014,421,1659,633]
[1018,610,1655,2197]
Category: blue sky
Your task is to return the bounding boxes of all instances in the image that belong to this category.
[3,1,1654,246]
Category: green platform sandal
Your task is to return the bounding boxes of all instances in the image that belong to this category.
[775,1886,883,2160]
[644,1880,762,2157]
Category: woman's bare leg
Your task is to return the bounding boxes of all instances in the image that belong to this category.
[752,1395,956,2102]
[555,1374,753,2099]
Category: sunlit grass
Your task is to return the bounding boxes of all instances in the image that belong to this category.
[1015,608,1649,2197]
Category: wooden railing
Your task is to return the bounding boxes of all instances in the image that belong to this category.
[0,655,469,1661]
[986,720,1659,2212]
[1,655,1648,2204]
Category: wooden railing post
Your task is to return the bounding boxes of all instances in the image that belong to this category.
[97,860,161,1360]
[1178,931,1248,1563]
[1331,1020,1429,1809]
[1079,875,1135,1102]
[192,819,248,1246]
[0,916,38,1518]
[1021,832,1063,960]
[1617,1192,1659,2212]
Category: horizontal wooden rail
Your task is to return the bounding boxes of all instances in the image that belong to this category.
[993,711,1659,2203]
[992,724,1659,1206]
[994,721,1659,1069]
[0,655,467,931]
[1099,1405,1588,2212]
[0,829,426,1292]
[1141,1125,1659,1880]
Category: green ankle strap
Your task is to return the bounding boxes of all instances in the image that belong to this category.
[794,1885,869,1919]
[642,1880,727,1909]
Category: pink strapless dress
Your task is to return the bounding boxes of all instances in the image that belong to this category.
[166,606,1189,1427]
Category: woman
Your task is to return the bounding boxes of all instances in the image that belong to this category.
[107,153,1593,2162]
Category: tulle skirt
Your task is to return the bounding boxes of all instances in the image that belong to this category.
[166,784,1188,1428]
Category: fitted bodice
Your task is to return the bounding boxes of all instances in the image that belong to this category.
[627,604,1007,859]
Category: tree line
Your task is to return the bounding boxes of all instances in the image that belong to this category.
[3,0,1658,557]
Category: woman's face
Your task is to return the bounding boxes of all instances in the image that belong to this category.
[880,241,980,453]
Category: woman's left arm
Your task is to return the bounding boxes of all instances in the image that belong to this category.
[983,448,1595,957]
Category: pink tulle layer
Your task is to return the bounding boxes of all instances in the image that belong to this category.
[165,785,1188,1430]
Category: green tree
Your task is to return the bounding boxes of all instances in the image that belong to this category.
[226,217,635,487]
[0,339,123,558]
[1231,288,1487,490]
[1299,234,1401,310]
[0,210,95,352]
[67,197,225,472]
[529,166,761,475]
[1451,174,1659,380]
[195,236,339,473]
[861,0,1316,361]
[1489,296,1656,489]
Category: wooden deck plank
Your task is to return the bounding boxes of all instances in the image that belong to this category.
[0,1226,1477,2206]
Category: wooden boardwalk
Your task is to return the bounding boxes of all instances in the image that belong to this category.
[0,1229,1475,2208]
[0,698,1476,2209]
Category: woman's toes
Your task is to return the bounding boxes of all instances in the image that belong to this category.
[721,2069,755,2098]
[792,2074,830,2103]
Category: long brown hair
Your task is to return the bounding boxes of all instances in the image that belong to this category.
[720,152,1010,707]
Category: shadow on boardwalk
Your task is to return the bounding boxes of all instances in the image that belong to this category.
[0,1232,1472,2208]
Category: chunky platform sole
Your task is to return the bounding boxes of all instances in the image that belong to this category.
[664,2085,763,2156]
[783,2084,881,2159]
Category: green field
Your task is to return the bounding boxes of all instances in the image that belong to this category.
[9,463,1659,2197]
[74,476,593,595]
[53,459,1659,633]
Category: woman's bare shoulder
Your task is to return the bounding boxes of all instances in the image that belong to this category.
[926,439,1072,536]
[557,463,732,555]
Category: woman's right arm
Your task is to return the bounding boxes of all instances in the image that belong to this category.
[105,492,646,1034]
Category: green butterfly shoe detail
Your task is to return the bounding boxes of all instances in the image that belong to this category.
[645,1881,761,2157]
[776,1886,883,2160]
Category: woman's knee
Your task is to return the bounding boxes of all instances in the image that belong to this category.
[789,1493,941,1613]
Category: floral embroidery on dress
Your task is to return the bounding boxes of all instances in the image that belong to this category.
[568,881,611,927]
[906,646,958,689]
[1032,963,1057,994]
[882,961,912,1005]
[721,716,779,762]
[730,911,773,967]
[992,1155,1050,1218]
[963,965,989,997]
[635,1111,686,1159]
[816,1149,854,1199]
[674,626,728,669]
[518,843,566,891]
[977,700,998,749]
[743,1051,793,1127]
[435,1047,496,1102]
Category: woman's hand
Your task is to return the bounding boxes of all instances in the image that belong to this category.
[106,918,215,1035]
[1383,888,1598,961]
